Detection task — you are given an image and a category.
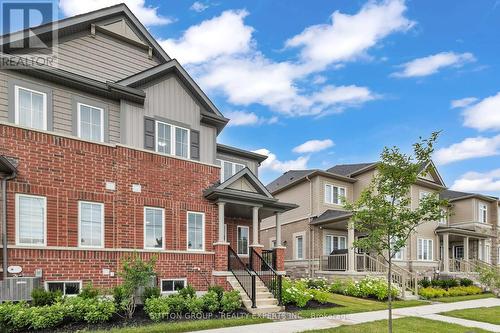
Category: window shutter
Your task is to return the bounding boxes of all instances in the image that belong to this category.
[190,130,200,160]
[144,117,155,151]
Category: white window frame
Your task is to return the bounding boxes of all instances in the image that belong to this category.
[237,225,249,257]
[77,102,104,142]
[78,201,105,249]
[186,211,205,252]
[15,194,47,246]
[155,120,190,159]
[217,159,246,182]
[324,234,347,255]
[417,238,434,261]
[160,278,187,294]
[45,281,82,296]
[479,203,488,223]
[294,232,305,260]
[143,207,165,250]
[270,237,277,249]
[14,85,48,130]
[324,184,346,205]
[439,209,447,225]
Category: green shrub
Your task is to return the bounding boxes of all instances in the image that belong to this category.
[28,303,66,330]
[282,278,313,307]
[165,294,186,314]
[112,285,127,309]
[145,297,170,322]
[142,286,161,302]
[185,296,204,315]
[341,276,399,301]
[202,290,220,312]
[79,282,100,299]
[459,278,473,287]
[179,285,196,299]
[208,285,225,301]
[418,287,446,299]
[303,277,329,291]
[418,278,431,288]
[431,278,459,290]
[310,289,330,304]
[0,301,29,329]
[220,290,241,313]
[329,280,348,294]
[83,298,116,324]
[31,288,62,306]
[418,285,482,299]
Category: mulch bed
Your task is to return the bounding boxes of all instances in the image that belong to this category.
[285,300,343,312]
[20,306,251,333]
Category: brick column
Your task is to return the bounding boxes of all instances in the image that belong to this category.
[274,246,286,272]
[213,242,229,272]
[250,244,263,270]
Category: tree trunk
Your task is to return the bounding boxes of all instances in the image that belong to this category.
[388,256,393,333]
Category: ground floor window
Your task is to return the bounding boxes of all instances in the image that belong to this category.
[237,226,249,256]
[324,234,346,255]
[45,281,81,296]
[161,278,187,293]
[295,235,304,259]
[418,238,433,261]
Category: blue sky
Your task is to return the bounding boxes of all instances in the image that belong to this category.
[58,0,500,195]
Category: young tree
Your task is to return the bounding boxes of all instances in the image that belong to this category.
[344,132,448,333]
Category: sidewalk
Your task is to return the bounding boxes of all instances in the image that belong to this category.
[199,298,500,333]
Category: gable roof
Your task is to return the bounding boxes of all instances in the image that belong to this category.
[217,144,268,164]
[326,163,377,177]
[311,209,353,225]
[440,190,497,203]
[118,60,229,133]
[266,169,356,194]
[0,3,170,63]
[217,167,273,198]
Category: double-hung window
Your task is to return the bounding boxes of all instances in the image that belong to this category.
[187,212,204,251]
[479,203,488,223]
[237,226,249,256]
[324,235,346,255]
[16,194,46,246]
[417,238,433,261]
[78,201,104,248]
[15,86,47,130]
[324,184,346,205]
[77,103,104,142]
[144,207,164,249]
[216,160,245,182]
[391,237,405,260]
[156,121,189,158]
[295,235,304,259]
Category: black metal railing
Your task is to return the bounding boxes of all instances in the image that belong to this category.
[228,246,256,308]
[262,249,276,270]
[250,248,282,305]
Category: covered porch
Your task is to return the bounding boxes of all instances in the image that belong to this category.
[436,227,494,274]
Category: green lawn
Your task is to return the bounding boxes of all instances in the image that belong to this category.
[441,306,500,325]
[304,317,490,333]
[430,293,495,303]
[85,316,271,333]
[297,293,427,318]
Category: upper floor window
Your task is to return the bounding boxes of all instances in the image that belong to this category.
[439,209,447,225]
[78,201,104,248]
[216,159,245,182]
[324,235,346,255]
[156,121,189,159]
[16,194,46,246]
[77,103,104,142]
[144,207,164,249]
[324,184,346,205]
[419,191,431,202]
[479,203,488,223]
[15,86,47,130]
[187,212,204,251]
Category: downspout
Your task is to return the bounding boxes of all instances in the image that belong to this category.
[2,171,16,280]
[306,175,313,277]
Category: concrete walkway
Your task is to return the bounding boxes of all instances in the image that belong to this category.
[200,298,500,333]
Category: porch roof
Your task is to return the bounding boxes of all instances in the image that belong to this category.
[310,209,353,226]
[0,156,17,176]
[436,226,494,239]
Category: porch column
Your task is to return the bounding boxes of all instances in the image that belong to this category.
[347,223,355,272]
[464,236,469,260]
[443,233,450,273]
[217,202,226,243]
[252,206,260,246]
[275,212,282,246]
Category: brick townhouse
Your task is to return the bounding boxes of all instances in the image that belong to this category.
[0,4,295,311]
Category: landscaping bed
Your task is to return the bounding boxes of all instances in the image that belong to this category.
[417,277,484,300]
[285,300,342,312]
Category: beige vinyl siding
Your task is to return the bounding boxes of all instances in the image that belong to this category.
[120,75,217,164]
[0,70,121,143]
[216,152,259,176]
[449,199,475,224]
[353,169,375,201]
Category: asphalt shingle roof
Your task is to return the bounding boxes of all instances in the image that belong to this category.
[311,209,352,225]
[266,170,314,193]
[326,163,376,176]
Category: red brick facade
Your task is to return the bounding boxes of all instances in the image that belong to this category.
[0,124,222,290]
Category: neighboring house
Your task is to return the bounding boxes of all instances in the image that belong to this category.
[261,162,499,281]
[0,4,294,309]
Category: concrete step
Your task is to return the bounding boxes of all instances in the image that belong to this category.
[227,274,281,314]
[246,305,284,315]
[243,297,278,307]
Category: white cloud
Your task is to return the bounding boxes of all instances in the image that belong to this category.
[253,149,309,173]
[312,75,327,84]
[59,0,172,26]
[434,135,500,165]
[462,92,500,131]
[190,1,209,12]
[450,97,478,109]
[285,0,414,69]
[392,52,475,78]
[160,10,253,65]
[451,169,500,192]
[293,139,334,153]
[225,111,278,127]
